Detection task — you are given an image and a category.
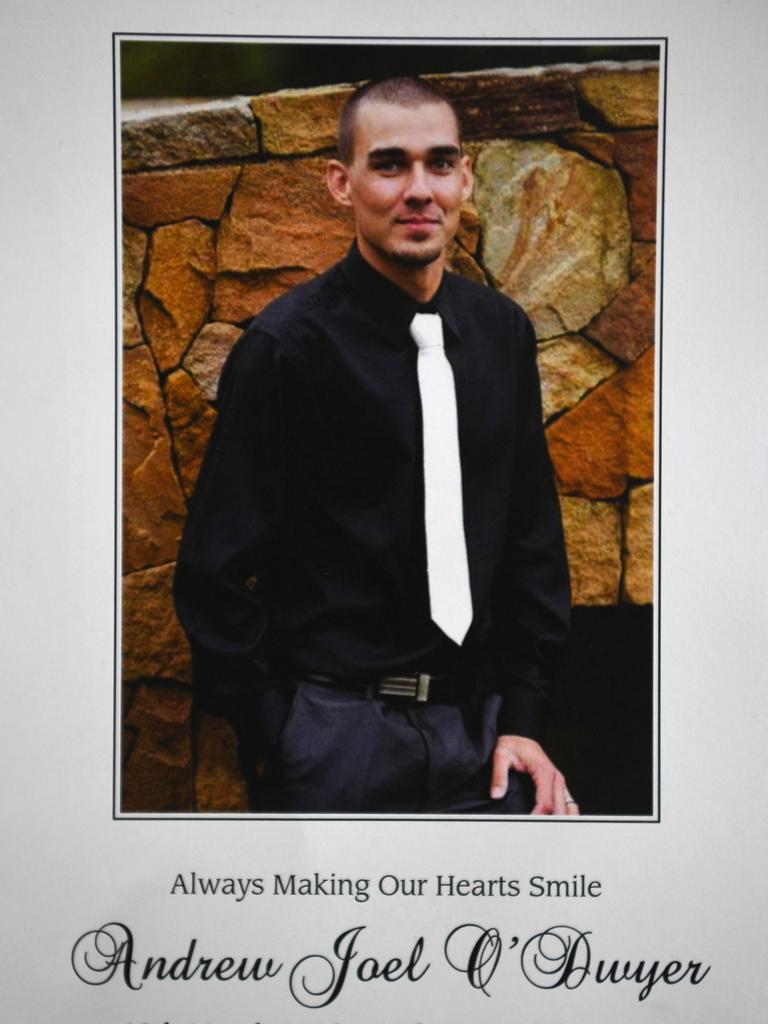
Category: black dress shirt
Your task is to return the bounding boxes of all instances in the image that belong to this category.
[173,242,570,741]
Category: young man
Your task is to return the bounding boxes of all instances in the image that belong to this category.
[174,77,577,815]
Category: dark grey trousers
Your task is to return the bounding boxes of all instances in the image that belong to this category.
[249,681,533,815]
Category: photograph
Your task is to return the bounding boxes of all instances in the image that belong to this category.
[118,37,662,818]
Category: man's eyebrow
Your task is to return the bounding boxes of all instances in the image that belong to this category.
[367,147,407,161]
[366,144,462,161]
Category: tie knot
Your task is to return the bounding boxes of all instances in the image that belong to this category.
[410,312,443,350]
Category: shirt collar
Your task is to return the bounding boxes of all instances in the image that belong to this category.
[340,241,462,347]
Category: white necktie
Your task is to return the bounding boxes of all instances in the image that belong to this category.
[410,312,473,645]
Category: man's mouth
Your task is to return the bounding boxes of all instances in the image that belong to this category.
[397,217,440,227]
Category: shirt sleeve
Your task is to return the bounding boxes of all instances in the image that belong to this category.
[489,310,571,740]
[172,326,287,729]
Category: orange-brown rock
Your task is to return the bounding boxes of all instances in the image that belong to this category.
[122,563,191,684]
[585,268,655,363]
[250,83,355,155]
[537,335,617,422]
[123,165,240,228]
[456,201,481,253]
[123,346,186,573]
[576,66,660,128]
[140,220,216,372]
[184,322,242,401]
[463,140,485,165]
[614,130,658,241]
[435,69,581,138]
[561,130,615,166]
[546,347,654,498]
[631,242,656,279]
[195,713,249,812]
[560,497,622,605]
[216,159,355,277]
[122,98,259,173]
[212,269,315,324]
[122,683,193,812]
[622,483,654,604]
[164,369,217,498]
[122,226,147,347]
[474,140,630,339]
[447,242,487,285]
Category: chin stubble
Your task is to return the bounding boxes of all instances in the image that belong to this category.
[388,243,443,268]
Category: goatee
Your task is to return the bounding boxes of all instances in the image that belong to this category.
[389,246,442,268]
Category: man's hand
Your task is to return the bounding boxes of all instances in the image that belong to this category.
[490,734,579,815]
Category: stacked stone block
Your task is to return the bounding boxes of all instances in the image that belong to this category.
[121,62,659,811]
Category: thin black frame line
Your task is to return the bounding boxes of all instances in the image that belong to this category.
[113,34,665,824]
[114,814,659,823]
[115,32,667,42]
[112,34,120,822]
[655,37,668,824]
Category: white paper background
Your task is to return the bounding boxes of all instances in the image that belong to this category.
[2,1,767,1021]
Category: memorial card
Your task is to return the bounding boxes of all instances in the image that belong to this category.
[2,3,766,1021]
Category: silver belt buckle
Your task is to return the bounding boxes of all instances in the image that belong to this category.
[379,673,431,702]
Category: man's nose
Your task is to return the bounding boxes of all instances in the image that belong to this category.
[403,163,432,203]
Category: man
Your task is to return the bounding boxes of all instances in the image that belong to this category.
[174,76,577,815]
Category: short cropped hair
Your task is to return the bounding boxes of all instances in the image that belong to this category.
[337,76,462,164]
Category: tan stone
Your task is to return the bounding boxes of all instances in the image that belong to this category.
[631,242,656,279]
[184,322,242,402]
[164,369,217,498]
[561,130,615,166]
[537,335,618,422]
[122,563,191,684]
[212,269,315,324]
[251,83,355,155]
[123,346,186,573]
[614,130,658,241]
[623,483,654,604]
[121,98,259,172]
[195,713,249,812]
[140,220,216,372]
[561,497,622,605]
[122,683,193,812]
[546,347,654,498]
[568,119,604,133]
[217,159,355,276]
[585,268,656,363]
[122,226,147,347]
[123,166,240,228]
[576,67,660,128]
[474,140,630,339]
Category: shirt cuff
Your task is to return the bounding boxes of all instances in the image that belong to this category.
[493,655,550,741]
[496,684,548,741]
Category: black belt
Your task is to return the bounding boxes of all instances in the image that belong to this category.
[303,672,465,706]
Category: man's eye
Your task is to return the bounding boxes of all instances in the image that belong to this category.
[431,158,455,172]
[372,160,403,173]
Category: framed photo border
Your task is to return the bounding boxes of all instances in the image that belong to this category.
[112,32,667,823]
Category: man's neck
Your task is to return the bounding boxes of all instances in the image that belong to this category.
[357,237,445,304]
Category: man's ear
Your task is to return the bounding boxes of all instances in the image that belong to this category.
[460,153,474,203]
[327,159,353,207]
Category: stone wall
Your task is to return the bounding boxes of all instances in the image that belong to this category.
[121,62,658,812]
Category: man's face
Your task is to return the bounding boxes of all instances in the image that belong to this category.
[327,100,473,273]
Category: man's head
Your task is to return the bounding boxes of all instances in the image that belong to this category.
[336,76,463,164]
[327,76,473,288]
